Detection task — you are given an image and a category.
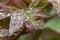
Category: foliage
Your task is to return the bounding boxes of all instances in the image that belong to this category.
[2,17,10,29]
[45,17,60,33]
[0,0,60,40]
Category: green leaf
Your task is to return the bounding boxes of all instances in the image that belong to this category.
[17,34,28,40]
[29,0,48,9]
[17,30,42,40]
[49,37,60,40]
[56,0,60,9]
[45,17,60,33]
[44,5,56,16]
[24,0,31,3]
[2,17,10,29]
[35,2,48,9]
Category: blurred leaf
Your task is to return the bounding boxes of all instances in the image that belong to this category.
[45,7,55,16]
[23,0,31,7]
[58,2,60,9]
[35,2,48,9]
[17,34,28,40]
[49,37,60,40]
[17,30,42,40]
[0,0,7,2]
[45,17,60,33]
[31,2,48,9]
[40,0,48,3]
[40,28,60,40]
[44,3,56,16]
[2,17,10,29]
[24,0,31,3]
[36,0,48,9]
[56,0,60,9]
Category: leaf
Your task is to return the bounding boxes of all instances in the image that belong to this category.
[36,0,48,8]
[30,2,48,9]
[55,0,60,9]
[17,29,42,40]
[0,0,7,2]
[24,0,31,3]
[40,0,48,3]
[17,34,28,40]
[49,37,60,40]
[45,17,60,33]
[44,3,56,16]
[44,7,55,16]
[2,17,10,29]
[23,0,31,7]
[35,2,48,9]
